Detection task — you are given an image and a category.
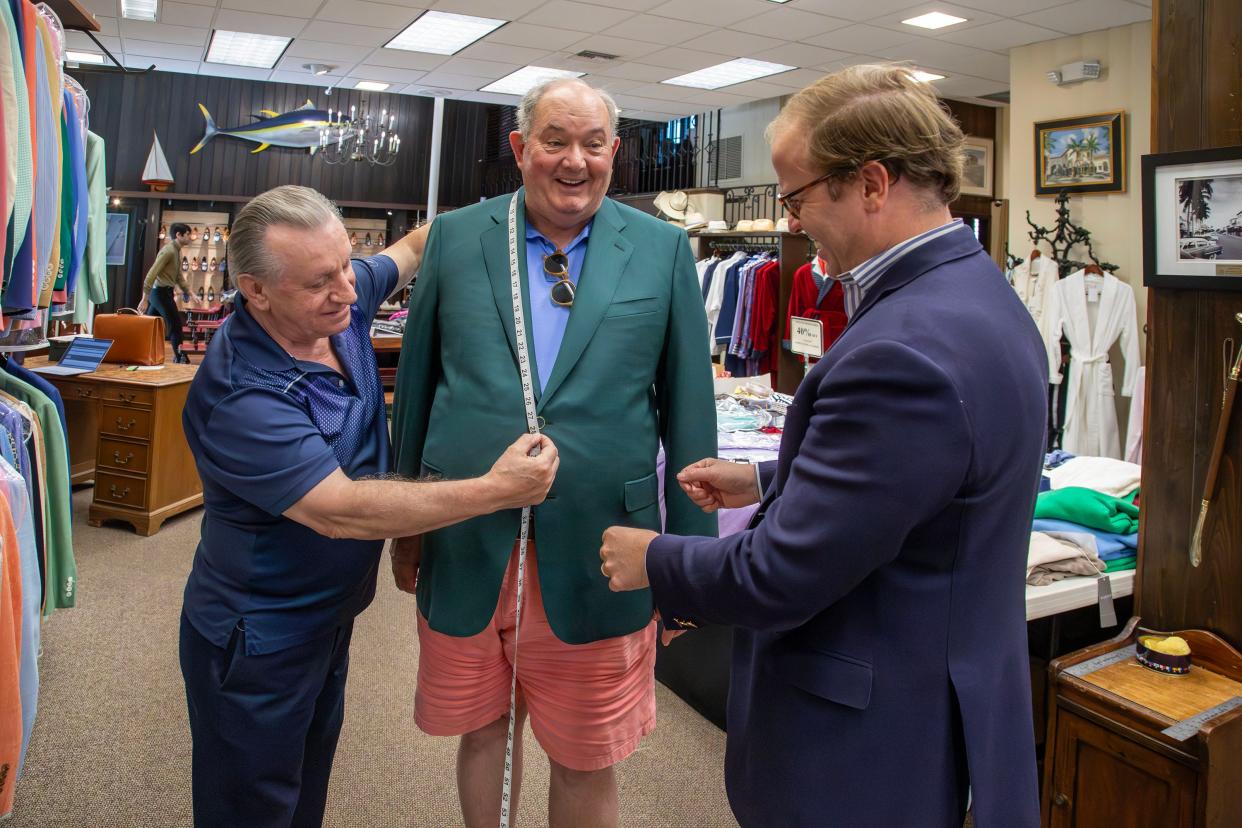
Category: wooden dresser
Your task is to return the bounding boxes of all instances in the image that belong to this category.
[27,357,202,535]
[1043,618,1242,827]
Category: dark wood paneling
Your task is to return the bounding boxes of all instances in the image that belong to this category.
[70,68,493,208]
[1139,0,1242,647]
[945,98,998,141]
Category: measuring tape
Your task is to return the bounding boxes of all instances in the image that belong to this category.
[499,191,541,828]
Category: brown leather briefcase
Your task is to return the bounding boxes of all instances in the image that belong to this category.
[94,308,166,365]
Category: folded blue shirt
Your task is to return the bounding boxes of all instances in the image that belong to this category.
[1032,518,1137,559]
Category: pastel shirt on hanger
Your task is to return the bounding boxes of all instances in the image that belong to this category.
[524,220,591,394]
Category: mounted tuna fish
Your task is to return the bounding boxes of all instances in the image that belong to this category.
[189,100,351,155]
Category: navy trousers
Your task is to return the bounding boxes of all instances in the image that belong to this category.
[146,286,184,352]
[179,612,354,827]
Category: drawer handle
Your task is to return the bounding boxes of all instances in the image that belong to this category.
[118,392,136,403]
[112,450,134,466]
[115,417,138,432]
[76,387,95,398]
[109,484,130,499]
[1053,793,1070,808]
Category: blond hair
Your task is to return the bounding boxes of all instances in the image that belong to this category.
[230,185,343,282]
[769,64,965,205]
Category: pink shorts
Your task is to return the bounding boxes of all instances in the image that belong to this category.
[415,541,657,771]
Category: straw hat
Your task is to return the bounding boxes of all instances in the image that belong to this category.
[654,190,691,220]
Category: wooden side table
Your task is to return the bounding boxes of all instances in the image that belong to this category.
[1042,618,1242,827]
[27,357,203,535]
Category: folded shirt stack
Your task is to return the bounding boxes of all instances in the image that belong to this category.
[1026,530,1105,586]
[1029,469,1142,581]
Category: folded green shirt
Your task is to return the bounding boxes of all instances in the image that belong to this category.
[1034,486,1140,535]
[1103,556,1136,573]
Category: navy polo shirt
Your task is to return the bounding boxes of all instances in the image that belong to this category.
[182,255,399,655]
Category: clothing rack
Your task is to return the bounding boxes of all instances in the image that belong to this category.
[1025,190,1119,277]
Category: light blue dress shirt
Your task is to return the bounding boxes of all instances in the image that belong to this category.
[525,220,591,393]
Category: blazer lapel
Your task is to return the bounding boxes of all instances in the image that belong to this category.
[481,192,522,367]
[538,199,632,408]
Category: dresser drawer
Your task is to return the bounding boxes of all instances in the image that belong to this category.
[94,472,149,509]
[97,438,151,474]
[101,404,152,440]
[59,380,102,402]
[100,386,154,407]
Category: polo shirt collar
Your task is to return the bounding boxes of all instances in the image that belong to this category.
[525,219,592,256]
[228,293,348,375]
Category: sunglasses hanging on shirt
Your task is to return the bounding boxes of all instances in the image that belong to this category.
[543,250,574,308]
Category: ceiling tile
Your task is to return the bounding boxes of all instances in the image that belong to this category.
[643,46,736,71]
[728,8,852,41]
[266,69,351,87]
[65,31,121,53]
[520,1,636,33]
[360,47,448,70]
[123,38,205,60]
[955,0,1065,13]
[285,39,376,63]
[78,0,117,15]
[432,0,545,17]
[129,57,202,76]
[119,20,209,46]
[647,0,772,28]
[564,33,665,61]
[212,10,307,38]
[624,83,701,102]
[299,20,393,47]
[488,23,592,51]
[349,64,433,83]
[197,63,275,81]
[573,0,665,10]
[761,67,830,89]
[680,30,786,58]
[873,37,1011,82]
[684,89,751,107]
[582,61,680,83]
[1019,0,1151,34]
[937,18,1063,50]
[457,41,555,65]
[613,92,690,111]
[791,0,927,20]
[159,2,215,28]
[804,24,916,54]
[415,71,495,90]
[604,14,714,46]
[932,75,1009,99]
[749,43,849,69]
[438,56,522,76]
[586,76,649,95]
[89,15,120,36]
[221,0,322,15]
[317,0,421,29]
[716,78,792,98]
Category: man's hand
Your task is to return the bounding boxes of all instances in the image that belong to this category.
[137,297,149,314]
[484,433,559,510]
[390,535,422,594]
[677,458,762,512]
[599,526,658,592]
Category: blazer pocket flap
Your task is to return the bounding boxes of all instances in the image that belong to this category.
[606,297,660,318]
[420,458,443,478]
[774,648,873,710]
[624,472,659,512]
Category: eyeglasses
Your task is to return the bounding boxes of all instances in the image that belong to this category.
[543,250,575,307]
[777,171,837,221]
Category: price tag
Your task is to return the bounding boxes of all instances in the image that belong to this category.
[1097,575,1117,628]
[790,316,823,359]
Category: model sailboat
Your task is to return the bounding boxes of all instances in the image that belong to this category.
[142,131,174,191]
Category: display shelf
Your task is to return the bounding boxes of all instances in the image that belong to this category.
[1026,569,1134,621]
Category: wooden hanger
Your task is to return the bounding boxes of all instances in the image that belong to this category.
[1084,264,1103,276]
[1030,249,1041,260]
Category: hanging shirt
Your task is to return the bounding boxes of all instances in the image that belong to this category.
[524,221,590,394]
[0,455,36,778]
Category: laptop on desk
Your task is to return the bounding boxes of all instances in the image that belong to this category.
[31,337,114,376]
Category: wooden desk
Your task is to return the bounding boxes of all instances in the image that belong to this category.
[26,357,202,535]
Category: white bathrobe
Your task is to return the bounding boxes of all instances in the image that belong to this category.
[1010,254,1060,342]
[1045,270,1141,458]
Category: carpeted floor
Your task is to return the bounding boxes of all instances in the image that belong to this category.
[9,489,737,827]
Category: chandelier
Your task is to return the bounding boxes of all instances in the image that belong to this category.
[319,106,401,166]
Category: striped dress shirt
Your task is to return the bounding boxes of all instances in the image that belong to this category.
[827,218,968,318]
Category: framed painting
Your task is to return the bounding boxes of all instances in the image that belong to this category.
[960,137,993,197]
[1142,145,1242,289]
[1035,111,1125,196]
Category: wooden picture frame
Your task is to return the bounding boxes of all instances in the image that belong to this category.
[1035,111,1126,196]
[1142,145,1242,290]
[959,137,993,197]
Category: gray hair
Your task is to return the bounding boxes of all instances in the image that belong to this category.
[229,185,343,282]
[517,78,619,139]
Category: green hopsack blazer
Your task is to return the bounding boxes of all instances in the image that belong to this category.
[391,190,718,644]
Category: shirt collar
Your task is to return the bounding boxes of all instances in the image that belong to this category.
[228,293,345,375]
[835,218,966,292]
[526,220,592,256]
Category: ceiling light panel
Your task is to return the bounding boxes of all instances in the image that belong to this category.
[205,31,292,69]
[356,80,390,91]
[902,12,967,30]
[662,58,795,91]
[386,11,507,56]
[66,51,106,64]
[121,0,157,22]
[480,66,584,96]
[910,70,946,82]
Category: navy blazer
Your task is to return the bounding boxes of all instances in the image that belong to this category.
[648,226,1045,828]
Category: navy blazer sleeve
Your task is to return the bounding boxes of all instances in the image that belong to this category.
[647,339,972,632]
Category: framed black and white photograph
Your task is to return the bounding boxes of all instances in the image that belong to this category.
[960,137,993,197]
[1143,145,1242,289]
[1035,111,1126,196]
[105,212,129,266]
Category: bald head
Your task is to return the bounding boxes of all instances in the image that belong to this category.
[517,78,619,140]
